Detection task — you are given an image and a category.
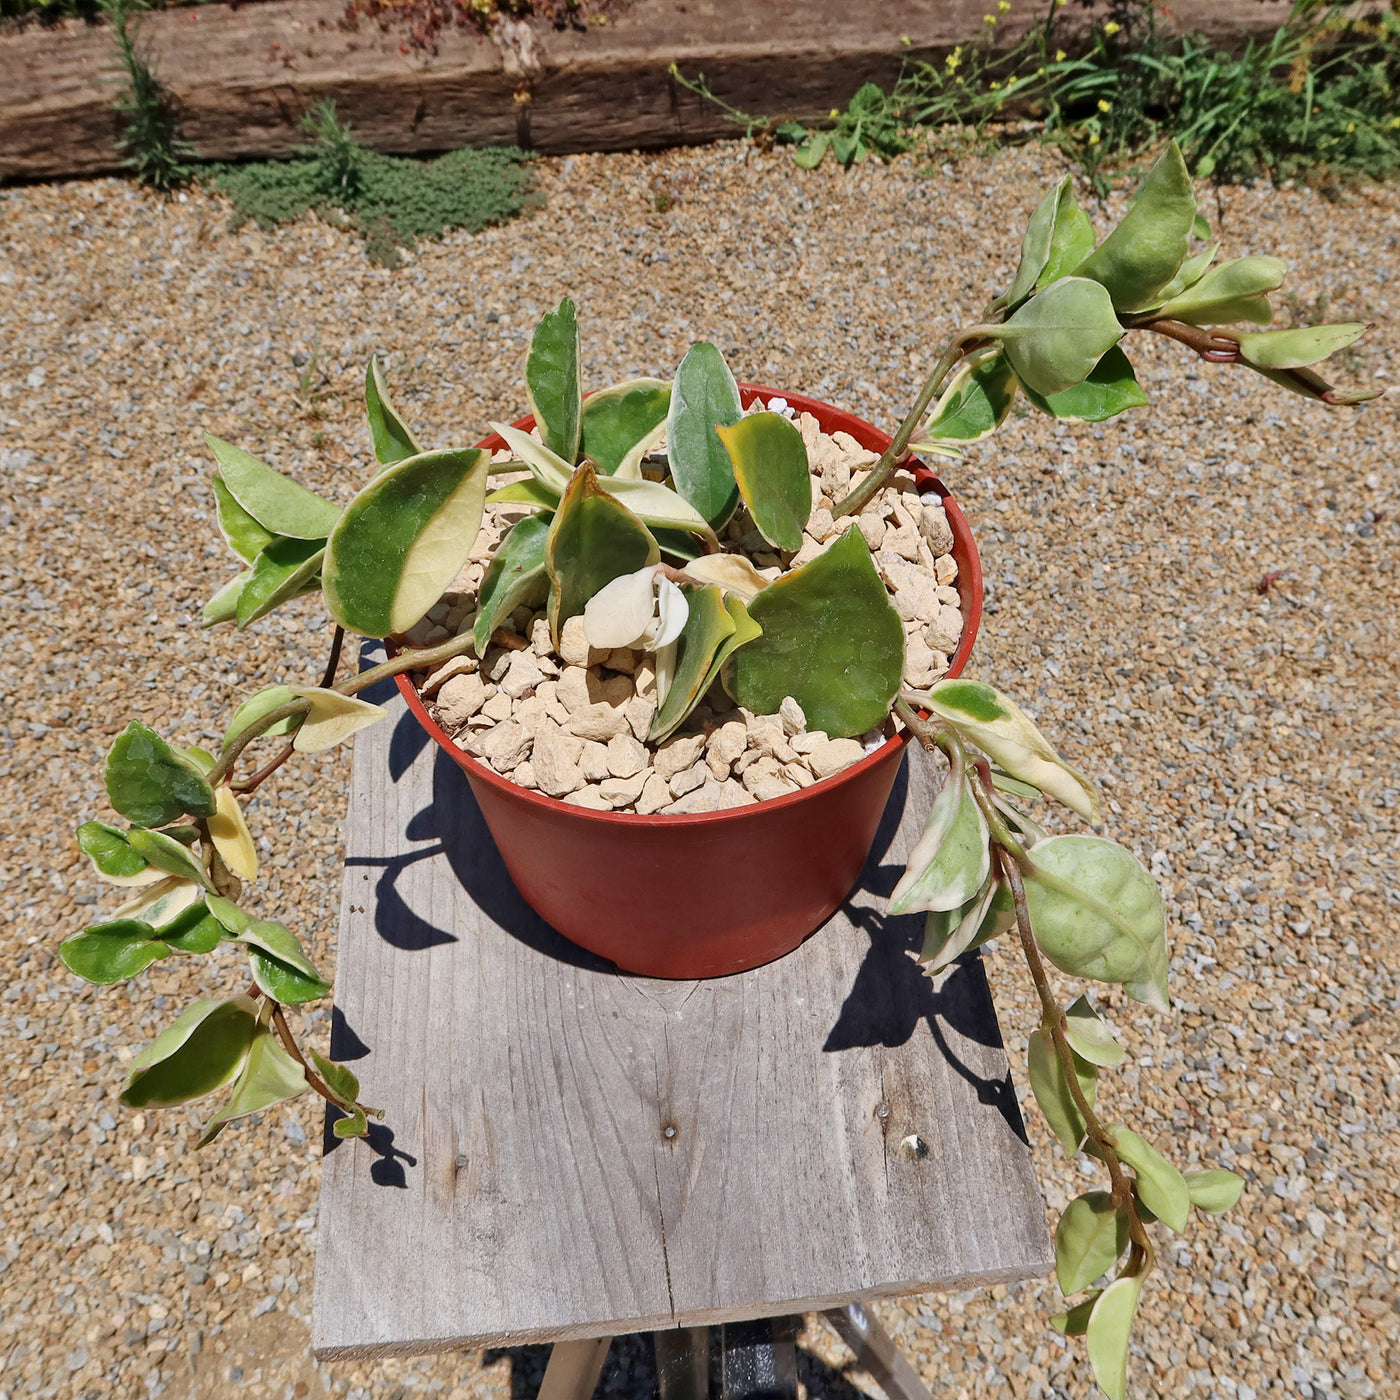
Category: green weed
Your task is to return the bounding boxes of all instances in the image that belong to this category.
[102,0,196,192]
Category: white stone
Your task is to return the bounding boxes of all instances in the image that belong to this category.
[566,702,631,742]
[634,660,659,703]
[480,690,514,723]
[636,773,672,814]
[789,729,830,755]
[559,614,605,668]
[926,606,963,655]
[466,720,530,771]
[778,696,806,736]
[884,524,922,562]
[435,672,487,728]
[806,508,835,542]
[856,512,886,550]
[557,666,592,713]
[606,733,648,779]
[599,772,649,806]
[935,584,961,606]
[563,785,612,811]
[668,761,708,797]
[788,536,825,569]
[624,695,656,742]
[501,649,548,698]
[653,732,706,779]
[513,760,538,790]
[604,647,638,675]
[705,719,747,778]
[894,573,941,624]
[531,727,585,797]
[666,779,757,814]
[481,646,513,683]
[421,654,476,699]
[807,737,865,779]
[935,554,958,587]
[529,617,553,656]
[578,740,611,783]
[919,504,955,554]
[744,713,796,764]
[783,761,816,788]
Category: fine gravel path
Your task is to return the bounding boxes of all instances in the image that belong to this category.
[0,143,1396,1400]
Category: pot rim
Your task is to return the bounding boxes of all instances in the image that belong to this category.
[391,383,982,828]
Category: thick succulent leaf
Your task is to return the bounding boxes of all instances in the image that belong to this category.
[1028,1026,1097,1155]
[197,1028,310,1146]
[1247,362,1380,406]
[288,687,386,754]
[648,584,736,742]
[1110,1125,1190,1230]
[1039,192,1097,288]
[912,351,1018,447]
[109,874,205,926]
[680,552,769,601]
[1234,322,1368,370]
[240,920,331,1004]
[224,684,303,749]
[1008,175,1096,303]
[106,721,217,826]
[594,474,715,537]
[474,515,551,655]
[994,277,1123,398]
[120,996,258,1109]
[716,411,812,551]
[727,528,904,739]
[490,423,574,495]
[1147,240,1220,307]
[1073,141,1196,310]
[60,922,170,984]
[1085,1274,1143,1400]
[918,877,1002,973]
[212,475,276,563]
[485,477,560,511]
[707,593,762,699]
[1063,995,1125,1067]
[333,1108,370,1139]
[157,900,226,954]
[613,419,669,481]
[202,571,249,627]
[1050,1291,1102,1336]
[924,680,1100,821]
[581,378,672,474]
[666,341,743,527]
[208,784,258,881]
[1184,1169,1245,1214]
[365,356,422,467]
[1157,255,1287,326]
[1018,347,1148,423]
[205,893,253,934]
[308,1049,361,1108]
[204,434,341,539]
[1022,835,1170,1012]
[126,827,212,890]
[526,297,583,464]
[890,757,991,915]
[236,536,326,629]
[323,447,490,637]
[545,462,660,645]
[77,821,159,887]
[652,526,708,563]
[1056,1192,1130,1296]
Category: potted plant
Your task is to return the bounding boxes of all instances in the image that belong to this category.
[60,141,1375,1398]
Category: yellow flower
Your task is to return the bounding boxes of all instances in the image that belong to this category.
[990,80,1002,90]
[1103,19,1121,34]
[1055,48,1067,61]
[946,47,963,71]
[1088,132,1101,144]
[998,0,1011,9]
[830,108,841,118]
[984,12,997,24]
[1346,122,1357,133]
[1391,116,1400,128]
[1098,99,1112,112]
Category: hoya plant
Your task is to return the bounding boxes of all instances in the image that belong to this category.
[62,142,1374,1397]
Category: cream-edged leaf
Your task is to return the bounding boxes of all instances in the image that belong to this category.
[208,785,258,881]
[288,687,387,753]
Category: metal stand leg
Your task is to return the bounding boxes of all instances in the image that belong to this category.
[823,1302,934,1400]
[719,1317,798,1400]
[538,1336,613,1400]
[655,1326,710,1400]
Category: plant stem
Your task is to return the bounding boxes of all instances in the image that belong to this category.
[268,1004,374,1114]
[831,330,993,518]
[1129,316,1241,362]
[335,629,477,697]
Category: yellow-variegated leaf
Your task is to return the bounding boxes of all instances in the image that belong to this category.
[288,688,387,754]
[209,785,258,880]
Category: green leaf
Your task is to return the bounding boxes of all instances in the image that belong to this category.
[77,820,153,884]
[890,757,991,916]
[126,827,213,890]
[1184,1168,1245,1214]
[224,684,304,749]
[993,277,1123,397]
[365,356,422,467]
[202,571,249,627]
[792,133,830,169]
[545,461,660,645]
[1051,1291,1101,1336]
[918,878,1007,973]
[647,585,756,744]
[666,342,744,527]
[490,422,574,495]
[911,351,1018,447]
[1039,192,1097,289]
[581,378,672,475]
[1008,175,1096,304]
[106,721,217,826]
[1028,1026,1097,1155]
[1148,241,1220,307]
[1018,346,1148,423]
[206,893,254,934]
[716,411,812,552]
[235,536,326,629]
[308,1049,361,1108]
[204,434,341,539]
[287,686,386,753]
[526,297,583,465]
[727,527,904,739]
[1234,322,1369,370]
[1022,836,1170,1012]
[212,475,276,564]
[474,515,552,656]
[333,1107,370,1139]
[1191,211,1211,241]
[157,900,226,954]
[1073,140,1196,310]
[925,680,1100,821]
[1085,1274,1143,1400]
[109,874,205,928]
[323,447,491,637]
[59,922,170,984]
[1156,256,1287,326]
[1063,995,1125,1068]
[1110,1125,1190,1231]
[121,996,258,1109]
[239,920,331,1004]
[485,477,560,511]
[196,1028,310,1146]
[1055,1192,1130,1296]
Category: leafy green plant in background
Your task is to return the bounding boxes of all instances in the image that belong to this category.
[101,0,195,192]
[208,103,540,267]
[61,142,1377,1398]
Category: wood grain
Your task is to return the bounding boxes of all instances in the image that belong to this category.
[312,682,1051,1360]
[1,0,1300,180]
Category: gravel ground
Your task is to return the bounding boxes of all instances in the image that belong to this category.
[0,142,1396,1400]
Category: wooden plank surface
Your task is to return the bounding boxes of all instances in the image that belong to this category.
[0,0,1300,180]
[312,678,1051,1361]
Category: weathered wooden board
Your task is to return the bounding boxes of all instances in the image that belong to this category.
[312,679,1051,1360]
[1,0,1300,181]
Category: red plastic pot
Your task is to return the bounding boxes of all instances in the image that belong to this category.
[394,385,982,979]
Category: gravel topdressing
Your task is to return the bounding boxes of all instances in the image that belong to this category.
[0,144,1397,1400]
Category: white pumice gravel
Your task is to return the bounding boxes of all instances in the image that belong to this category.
[1,139,1396,1400]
